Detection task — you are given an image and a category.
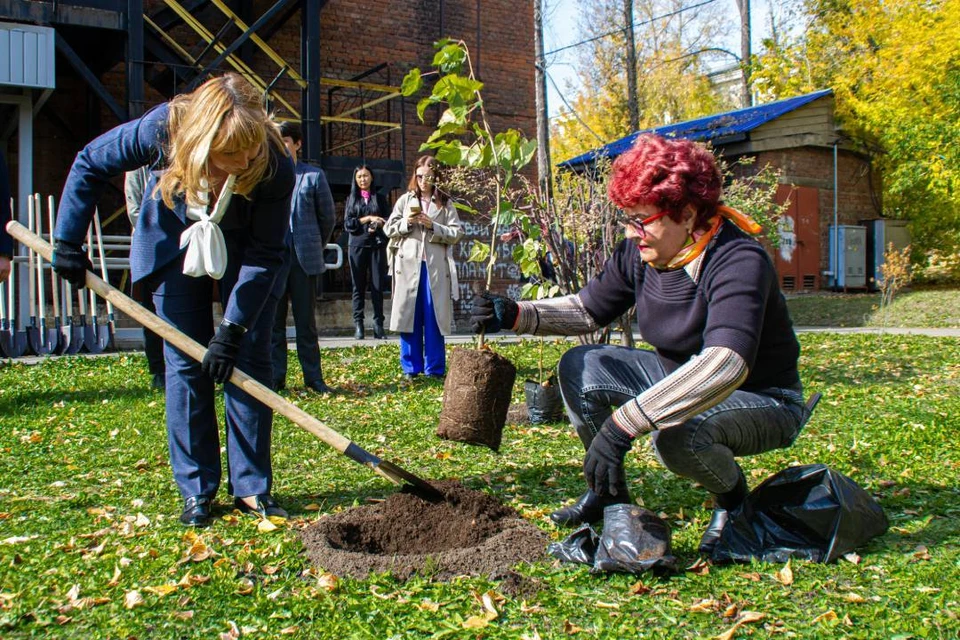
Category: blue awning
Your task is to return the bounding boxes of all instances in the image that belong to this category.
[560,89,834,170]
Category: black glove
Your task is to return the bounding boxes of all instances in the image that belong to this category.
[470,292,518,334]
[202,321,246,383]
[52,240,93,289]
[583,417,634,497]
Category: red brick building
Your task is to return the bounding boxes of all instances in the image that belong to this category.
[1,0,536,329]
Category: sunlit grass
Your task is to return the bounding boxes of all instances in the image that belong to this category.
[0,333,958,638]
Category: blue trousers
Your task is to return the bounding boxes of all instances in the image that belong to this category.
[557,344,806,495]
[399,262,445,376]
[150,256,277,500]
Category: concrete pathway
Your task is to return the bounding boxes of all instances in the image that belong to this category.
[4,326,958,366]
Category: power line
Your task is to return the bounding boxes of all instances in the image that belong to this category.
[544,0,721,57]
[545,70,606,144]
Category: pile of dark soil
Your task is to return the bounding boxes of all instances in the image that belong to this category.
[300,481,549,581]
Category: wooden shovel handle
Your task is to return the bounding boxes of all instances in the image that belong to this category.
[6,221,370,465]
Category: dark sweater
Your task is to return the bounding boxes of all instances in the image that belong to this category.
[579,223,800,391]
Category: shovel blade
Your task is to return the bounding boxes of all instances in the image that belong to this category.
[376,459,445,502]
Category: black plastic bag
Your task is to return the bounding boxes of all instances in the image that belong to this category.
[547,506,678,575]
[524,378,565,424]
[592,504,678,574]
[547,524,598,565]
[712,464,889,564]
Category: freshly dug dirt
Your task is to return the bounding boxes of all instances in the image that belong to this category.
[436,348,517,451]
[300,481,549,581]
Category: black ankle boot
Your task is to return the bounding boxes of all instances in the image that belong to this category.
[698,474,748,556]
[373,320,385,339]
[549,488,631,527]
[354,321,364,340]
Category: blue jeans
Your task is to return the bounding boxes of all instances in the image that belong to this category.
[557,344,806,495]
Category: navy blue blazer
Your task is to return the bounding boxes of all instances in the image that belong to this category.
[54,103,295,330]
[289,162,335,276]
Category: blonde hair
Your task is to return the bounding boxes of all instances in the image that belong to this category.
[157,73,285,208]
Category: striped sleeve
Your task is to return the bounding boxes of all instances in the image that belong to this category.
[515,294,601,336]
[611,346,749,437]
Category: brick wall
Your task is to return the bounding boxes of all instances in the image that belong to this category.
[22,0,536,330]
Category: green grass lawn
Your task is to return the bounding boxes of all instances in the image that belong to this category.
[1,334,959,638]
[785,287,960,328]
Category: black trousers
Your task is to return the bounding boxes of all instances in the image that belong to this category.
[348,244,387,323]
[137,281,165,375]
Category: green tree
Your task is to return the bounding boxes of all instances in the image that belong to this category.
[550,0,737,163]
[751,0,960,257]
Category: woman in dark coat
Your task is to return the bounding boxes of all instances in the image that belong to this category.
[343,165,389,339]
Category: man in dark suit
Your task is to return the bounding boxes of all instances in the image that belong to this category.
[125,166,166,390]
[270,121,336,393]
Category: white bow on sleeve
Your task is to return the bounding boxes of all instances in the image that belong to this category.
[179,174,236,279]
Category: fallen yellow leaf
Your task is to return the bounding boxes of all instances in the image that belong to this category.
[775,560,794,585]
[462,615,491,629]
[715,611,764,640]
[144,584,179,597]
[124,590,143,610]
[813,610,838,624]
[257,518,279,533]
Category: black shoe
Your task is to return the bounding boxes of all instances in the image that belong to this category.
[426,372,445,380]
[151,373,166,391]
[373,321,386,339]
[180,495,212,527]
[272,379,286,392]
[698,507,730,556]
[354,322,365,340]
[235,494,288,519]
[306,379,332,394]
[549,489,631,527]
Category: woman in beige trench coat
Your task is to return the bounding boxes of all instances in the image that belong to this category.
[384,156,463,379]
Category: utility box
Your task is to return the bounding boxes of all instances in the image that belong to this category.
[828,225,867,290]
[860,219,910,291]
[0,22,56,89]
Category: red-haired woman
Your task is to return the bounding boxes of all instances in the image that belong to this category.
[471,134,807,556]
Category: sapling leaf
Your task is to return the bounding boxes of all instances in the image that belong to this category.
[468,241,490,263]
[401,69,422,97]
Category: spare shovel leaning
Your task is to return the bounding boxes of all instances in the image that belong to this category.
[7,220,443,502]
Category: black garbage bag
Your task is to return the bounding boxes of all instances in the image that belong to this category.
[711,464,889,564]
[524,377,565,424]
[592,504,679,574]
[547,524,598,565]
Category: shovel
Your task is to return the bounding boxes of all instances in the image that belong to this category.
[24,196,42,355]
[91,210,116,351]
[82,227,110,354]
[45,195,69,354]
[33,194,60,355]
[7,220,443,502]
[0,253,28,357]
[60,280,85,355]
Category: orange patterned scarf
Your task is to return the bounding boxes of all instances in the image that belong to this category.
[663,205,763,270]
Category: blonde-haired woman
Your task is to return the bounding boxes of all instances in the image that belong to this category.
[53,73,295,527]
[384,156,463,379]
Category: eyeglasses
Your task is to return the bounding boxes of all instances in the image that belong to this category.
[416,174,433,181]
[618,209,669,237]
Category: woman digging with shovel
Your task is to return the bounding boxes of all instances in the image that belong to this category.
[51,73,295,527]
[471,134,808,556]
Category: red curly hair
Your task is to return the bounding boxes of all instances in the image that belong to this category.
[607,134,722,227]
